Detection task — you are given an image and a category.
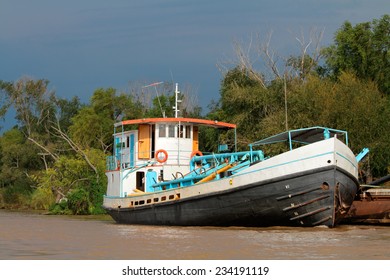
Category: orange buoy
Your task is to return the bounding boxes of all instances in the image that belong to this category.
[155,149,168,163]
[190,150,203,159]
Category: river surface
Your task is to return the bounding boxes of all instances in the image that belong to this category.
[1,210,390,260]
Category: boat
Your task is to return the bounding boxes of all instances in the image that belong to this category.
[343,175,390,224]
[103,85,360,227]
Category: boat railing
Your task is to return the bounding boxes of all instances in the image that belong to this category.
[106,155,118,171]
[122,160,157,181]
[149,150,265,191]
[249,126,349,151]
[106,148,194,171]
[150,162,231,191]
[189,150,264,171]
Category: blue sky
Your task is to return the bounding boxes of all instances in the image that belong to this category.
[1,0,389,115]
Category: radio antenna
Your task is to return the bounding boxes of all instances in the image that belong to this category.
[143,82,165,118]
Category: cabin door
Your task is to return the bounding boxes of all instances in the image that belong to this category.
[115,136,121,161]
[138,124,150,159]
[129,134,135,167]
[136,171,145,192]
[192,126,199,151]
[146,170,157,192]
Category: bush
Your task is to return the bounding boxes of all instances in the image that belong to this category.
[67,188,90,215]
[30,186,55,210]
[1,180,32,208]
[49,199,72,215]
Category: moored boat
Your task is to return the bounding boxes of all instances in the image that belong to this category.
[343,175,390,224]
[103,87,359,227]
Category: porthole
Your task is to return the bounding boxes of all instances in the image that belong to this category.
[321,182,329,190]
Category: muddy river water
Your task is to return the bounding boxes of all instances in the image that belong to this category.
[1,210,390,260]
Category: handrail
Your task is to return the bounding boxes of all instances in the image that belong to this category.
[189,150,264,171]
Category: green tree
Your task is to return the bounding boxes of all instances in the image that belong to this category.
[260,73,390,177]
[0,128,42,206]
[0,77,106,211]
[35,148,107,214]
[144,93,175,118]
[55,96,83,132]
[3,77,56,136]
[70,88,144,151]
[0,81,11,130]
[322,15,390,95]
[217,67,285,148]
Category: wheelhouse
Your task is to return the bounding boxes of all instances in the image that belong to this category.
[105,117,236,197]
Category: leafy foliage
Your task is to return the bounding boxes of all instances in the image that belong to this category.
[67,188,90,215]
[30,185,55,210]
[322,15,390,95]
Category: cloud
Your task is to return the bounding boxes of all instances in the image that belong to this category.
[1,0,388,111]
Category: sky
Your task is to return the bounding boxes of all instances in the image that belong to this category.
[1,0,389,117]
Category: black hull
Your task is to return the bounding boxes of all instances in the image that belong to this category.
[105,166,358,227]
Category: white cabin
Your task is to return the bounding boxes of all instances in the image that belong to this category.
[105,118,236,197]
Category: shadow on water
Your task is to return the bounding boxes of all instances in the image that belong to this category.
[1,210,389,260]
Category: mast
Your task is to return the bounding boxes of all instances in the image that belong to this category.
[173,83,182,118]
[173,83,182,164]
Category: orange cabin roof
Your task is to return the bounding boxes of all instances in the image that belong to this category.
[115,117,236,129]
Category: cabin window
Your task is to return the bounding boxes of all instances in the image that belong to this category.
[185,125,191,138]
[159,124,166,137]
[153,197,159,202]
[177,125,184,138]
[168,125,175,138]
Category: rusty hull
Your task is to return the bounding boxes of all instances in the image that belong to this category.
[344,188,390,224]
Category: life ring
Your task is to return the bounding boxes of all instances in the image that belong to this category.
[190,150,203,159]
[155,149,168,163]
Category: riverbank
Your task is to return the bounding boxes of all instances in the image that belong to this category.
[0,208,113,221]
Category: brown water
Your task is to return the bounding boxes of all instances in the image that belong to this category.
[1,210,390,260]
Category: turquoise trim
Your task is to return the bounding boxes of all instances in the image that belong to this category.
[336,152,357,169]
[355,147,369,163]
[130,134,135,167]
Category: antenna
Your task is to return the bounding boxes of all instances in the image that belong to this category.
[143,82,164,88]
[143,82,165,118]
[173,83,182,118]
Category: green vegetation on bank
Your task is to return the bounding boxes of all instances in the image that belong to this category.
[1,15,389,213]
